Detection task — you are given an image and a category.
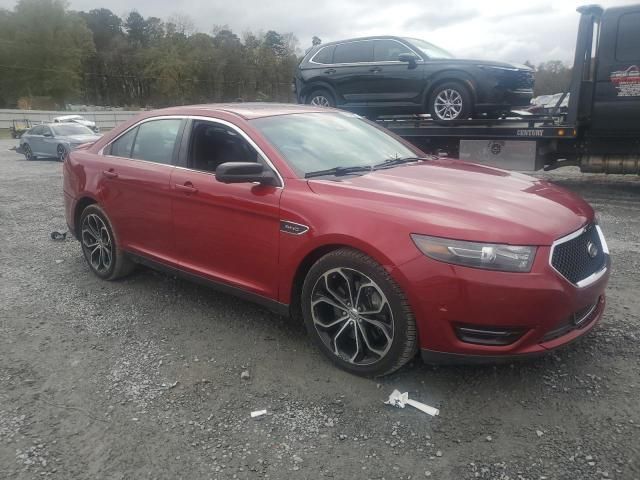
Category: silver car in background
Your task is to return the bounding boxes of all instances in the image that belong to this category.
[19,123,102,161]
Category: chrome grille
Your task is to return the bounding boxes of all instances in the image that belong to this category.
[551,224,606,285]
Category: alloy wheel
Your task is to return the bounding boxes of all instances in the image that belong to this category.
[310,95,331,107]
[57,144,67,162]
[434,88,463,120]
[81,213,113,274]
[310,267,394,365]
[24,144,33,160]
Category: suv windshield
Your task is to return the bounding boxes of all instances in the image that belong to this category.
[251,112,420,177]
[403,38,454,59]
[52,124,94,136]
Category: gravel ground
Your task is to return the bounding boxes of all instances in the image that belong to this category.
[1,138,639,480]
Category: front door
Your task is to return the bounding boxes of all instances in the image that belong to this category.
[99,118,184,263]
[366,39,425,105]
[171,119,282,299]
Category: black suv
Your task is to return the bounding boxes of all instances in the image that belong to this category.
[294,36,534,121]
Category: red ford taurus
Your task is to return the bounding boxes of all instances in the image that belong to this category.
[63,103,610,376]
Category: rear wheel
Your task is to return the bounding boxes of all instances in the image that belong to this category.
[23,144,35,161]
[306,89,335,108]
[429,82,472,122]
[79,204,135,280]
[301,248,417,377]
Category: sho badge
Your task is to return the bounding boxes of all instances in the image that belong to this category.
[280,220,309,235]
[587,241,598,258]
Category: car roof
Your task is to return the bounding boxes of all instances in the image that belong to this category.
[155,102,334,120]
[54,115,83,120]
[312,35,407,48]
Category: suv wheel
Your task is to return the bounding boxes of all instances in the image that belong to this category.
[307,89,335,108]
[79,204,135,280]
[429,82,472,122]
[301,248,417,377]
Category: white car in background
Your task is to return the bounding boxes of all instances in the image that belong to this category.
[53,114,100,133]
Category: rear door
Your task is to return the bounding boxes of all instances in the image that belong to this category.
[27,126,45,155]
[100,117,185,264]
[331,40,377,106]
[366,39,424,105]
[592,8,640,132]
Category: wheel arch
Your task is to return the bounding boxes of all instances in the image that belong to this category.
[422,71,478,108]
[299,81,339,104]
[287,237,400,320]
[73,195,98,239]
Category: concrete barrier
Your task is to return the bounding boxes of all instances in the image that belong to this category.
[0,109,141,130]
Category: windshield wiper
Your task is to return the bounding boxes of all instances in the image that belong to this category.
[373,156,430,170]
[305,165,373,179]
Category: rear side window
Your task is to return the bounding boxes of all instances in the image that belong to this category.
[110,127,138,158]
[333,41,374,64]
[131,119,182,164]
[311,45,334,64]
[616,12,640,61]
[374,40,412,62]
[30,126,43,135]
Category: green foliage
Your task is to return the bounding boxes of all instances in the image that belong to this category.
[0,0,94,107]
[530,60,574,96]
[0,0,300,108]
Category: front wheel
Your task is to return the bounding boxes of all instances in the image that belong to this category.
[301,248,417,377]
[429,82,472,122]
[56,144,67,162]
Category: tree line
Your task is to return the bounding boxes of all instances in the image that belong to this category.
[0,0,300,109]
[0,0,574,110]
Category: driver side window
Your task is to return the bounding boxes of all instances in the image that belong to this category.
[188,121,261,173]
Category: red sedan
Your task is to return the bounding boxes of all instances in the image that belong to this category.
[63,103,610,376]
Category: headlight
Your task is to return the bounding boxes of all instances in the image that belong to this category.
[411,234,537,272]
[478,65,520,72]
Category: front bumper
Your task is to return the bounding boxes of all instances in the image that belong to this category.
[393,247,610,361]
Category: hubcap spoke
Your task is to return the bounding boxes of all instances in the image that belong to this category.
[311,267,394,366]
[81,213,113,273]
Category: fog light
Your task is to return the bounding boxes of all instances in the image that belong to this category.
[455,325,526,346]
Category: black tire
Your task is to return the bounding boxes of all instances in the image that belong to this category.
[429,81,472,123]
[306,88,335,108]
[23,143,35,161]
[56,144,67,162]
[79,204,135,280]
[301,248,417,377]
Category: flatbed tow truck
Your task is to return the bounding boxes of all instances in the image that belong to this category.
[377,4,640,175]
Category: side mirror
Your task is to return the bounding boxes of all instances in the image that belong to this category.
[215,162,277,186]
[398,53,418,67]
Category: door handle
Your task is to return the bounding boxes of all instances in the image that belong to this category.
[369,67,382,73]
[324,68,336,74]
[175,182,198,194]
[102,169,118,179]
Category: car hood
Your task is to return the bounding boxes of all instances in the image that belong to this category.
[306,159,593,246]
[60,134,102,144]
[437,58,532,71]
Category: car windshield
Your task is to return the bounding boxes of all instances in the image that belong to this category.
[52,124,94,136]
[403,38,454,59]
[251,112,419,177]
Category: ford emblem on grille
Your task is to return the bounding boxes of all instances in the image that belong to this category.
[587,241,598,258]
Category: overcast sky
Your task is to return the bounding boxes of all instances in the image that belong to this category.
[1,0,637,64]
